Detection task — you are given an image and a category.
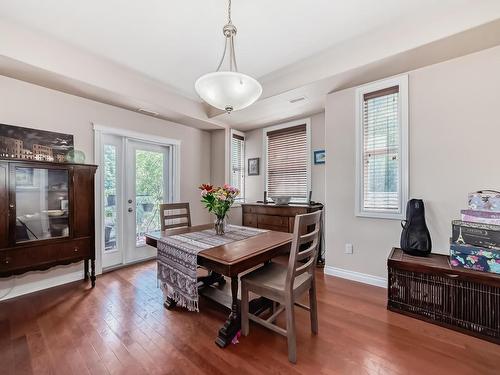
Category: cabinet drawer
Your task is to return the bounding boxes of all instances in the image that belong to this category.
[243,205,309,217]
[257,215,289,232]
[242,205,255,214]
[243,213,257,228]
[257,223,289,232]
[258,215,288,227]
[53,238,91,260]
[0,238,91,273]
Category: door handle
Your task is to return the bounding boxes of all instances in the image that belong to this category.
[128,208,133,213]
[128,199,133,204]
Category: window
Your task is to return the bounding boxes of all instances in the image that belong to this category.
[355,75,408,219]
[265,120,310,203]
[231,132,245,201]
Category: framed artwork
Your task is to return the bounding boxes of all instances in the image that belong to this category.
[248,158,260,176]
[313,150,325,164]
[0,123,74,163]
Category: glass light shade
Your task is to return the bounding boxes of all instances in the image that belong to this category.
[195,71,262,112]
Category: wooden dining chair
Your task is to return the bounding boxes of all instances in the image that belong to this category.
[157,202,192,287]
[241,211,321,364]
[160,202,192,230]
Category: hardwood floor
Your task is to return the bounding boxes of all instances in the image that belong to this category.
[0,260,498,375]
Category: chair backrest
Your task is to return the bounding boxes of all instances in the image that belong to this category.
[286,211,322,289]
[160,202,192,230]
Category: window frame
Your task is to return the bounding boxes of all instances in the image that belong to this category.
[263,118,311,204]
[355,75,409,220]
[230,129,245,203]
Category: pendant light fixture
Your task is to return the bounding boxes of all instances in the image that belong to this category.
[195,0,262,114]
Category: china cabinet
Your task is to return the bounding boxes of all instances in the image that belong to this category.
[0,159,97,286]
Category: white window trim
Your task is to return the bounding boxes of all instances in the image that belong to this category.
[355,75,409,220]
[262,118,311,203]
[230,128,245,203]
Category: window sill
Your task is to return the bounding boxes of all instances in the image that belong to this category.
[356,210,404,220]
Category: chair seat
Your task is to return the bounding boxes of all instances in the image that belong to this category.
[242,262,311,293]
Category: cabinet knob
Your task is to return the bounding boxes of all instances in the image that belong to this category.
[74,247,79,252]
[9,203,15,209]
[5,259,9,264]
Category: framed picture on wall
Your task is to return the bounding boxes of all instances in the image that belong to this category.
[0,123,74,163]
[248,158,260,176]
[313,150,325,164]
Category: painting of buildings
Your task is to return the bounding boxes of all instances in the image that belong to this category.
[0,123,73,162]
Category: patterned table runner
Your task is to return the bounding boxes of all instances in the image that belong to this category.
[157,225,267,311]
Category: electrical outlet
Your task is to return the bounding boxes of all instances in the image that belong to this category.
[345,243,353,254]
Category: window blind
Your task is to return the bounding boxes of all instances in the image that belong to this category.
[231,133,245,201]
[266,124,308,200]
[362,85,400,211]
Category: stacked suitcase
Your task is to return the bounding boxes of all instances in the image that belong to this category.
[450,190,500,274]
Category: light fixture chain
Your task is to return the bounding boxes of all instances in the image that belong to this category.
[228,0,232,24]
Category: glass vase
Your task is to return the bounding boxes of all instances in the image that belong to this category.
[214,216,226,235]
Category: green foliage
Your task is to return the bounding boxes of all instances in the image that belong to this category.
[135,150,164,237]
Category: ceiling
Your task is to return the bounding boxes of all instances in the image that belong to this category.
[1,1,500,131]
[0,0,479,99]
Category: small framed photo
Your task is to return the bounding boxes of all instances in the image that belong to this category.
[248,158,260,176]
[313,150,325,164]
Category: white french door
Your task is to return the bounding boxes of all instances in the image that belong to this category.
[100,134,172,269]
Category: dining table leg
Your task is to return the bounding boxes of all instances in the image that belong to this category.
[215,276,240,348]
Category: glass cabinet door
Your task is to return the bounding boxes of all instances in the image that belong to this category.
[14,166,70,243]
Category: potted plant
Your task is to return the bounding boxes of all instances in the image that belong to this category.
[142,203,154,212]
[199,183,240,235]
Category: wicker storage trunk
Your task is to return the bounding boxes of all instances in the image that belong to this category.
[388,248,500,344]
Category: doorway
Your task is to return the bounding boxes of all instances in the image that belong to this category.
[98,133,175,270]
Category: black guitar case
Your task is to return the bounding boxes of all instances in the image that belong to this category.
[400,199,432,256]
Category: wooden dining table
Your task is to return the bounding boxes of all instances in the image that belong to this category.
[145,224,292,347]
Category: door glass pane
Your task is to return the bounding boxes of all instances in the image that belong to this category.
[15,167,69,243]
[104,145,118,251]
[135,149,164,246]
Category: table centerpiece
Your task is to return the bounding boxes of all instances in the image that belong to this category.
[199,183,240,235]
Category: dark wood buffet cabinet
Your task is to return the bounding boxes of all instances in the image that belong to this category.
[0,159,97,286]
[242,202,323,233]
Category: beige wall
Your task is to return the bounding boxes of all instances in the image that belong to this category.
[210,129,227,186]
[243,112,326,204]
[325,45,500,279]
[209,128,243,225]
[0,75,211,300]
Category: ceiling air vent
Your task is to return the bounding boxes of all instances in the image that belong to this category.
[289,96,307,104]
[137,108,159,116]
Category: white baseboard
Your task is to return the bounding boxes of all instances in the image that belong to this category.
[324,266,387,288]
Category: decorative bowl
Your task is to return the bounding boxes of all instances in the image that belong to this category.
[271,196,292,205]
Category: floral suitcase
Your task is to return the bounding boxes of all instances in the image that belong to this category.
[468,190,500,212]
[450,242,500,274]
